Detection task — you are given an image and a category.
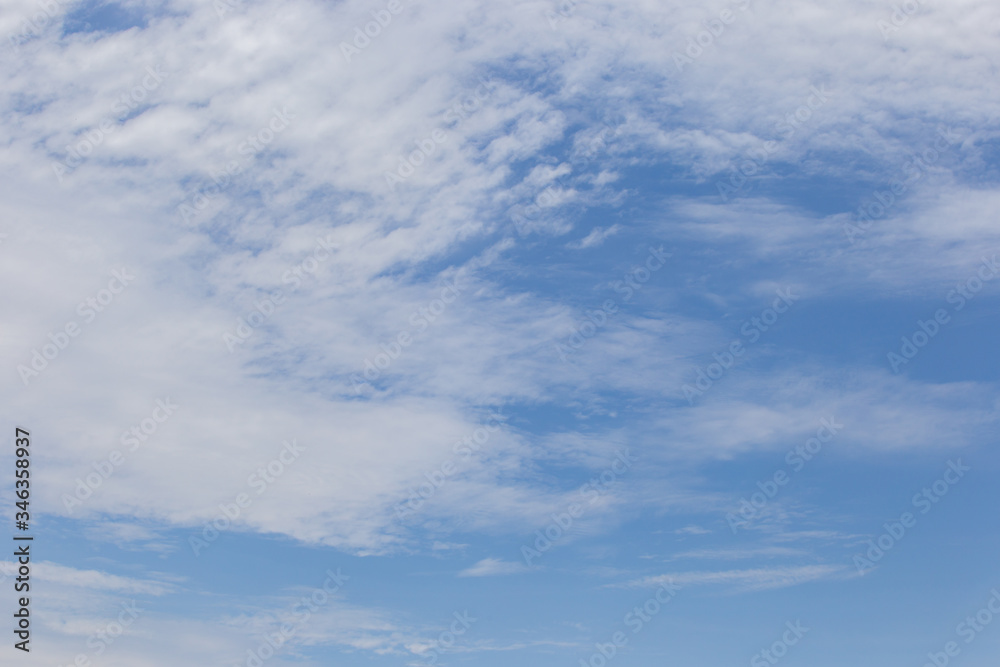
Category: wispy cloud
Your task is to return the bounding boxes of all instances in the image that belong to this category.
[622,565,854,592]
[0,560,175,595]
[669,546,809,561]
[567,224,621,249]
[458,558,529,577]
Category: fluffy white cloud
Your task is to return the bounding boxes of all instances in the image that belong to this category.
[0,2,997,662]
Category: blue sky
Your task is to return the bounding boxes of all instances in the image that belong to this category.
[1,0,999,665]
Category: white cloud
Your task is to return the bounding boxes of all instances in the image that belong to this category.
[669,546,808,561]
[0,2,997,661]
[567,224,621,249]
[0,560,174,596]
[625,564,854,592]
[458,557,529,577]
